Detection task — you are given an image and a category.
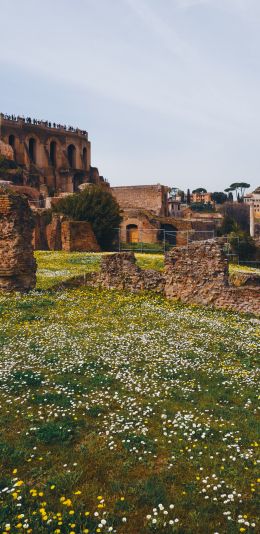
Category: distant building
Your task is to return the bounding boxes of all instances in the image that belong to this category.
[244,187,260,217]
[191,191,213,204]
[0,113,108,203]
[111,184,170,217]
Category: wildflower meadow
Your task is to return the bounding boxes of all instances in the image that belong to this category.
[0,252,259,534]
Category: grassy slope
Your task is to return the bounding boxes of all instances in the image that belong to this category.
[0,252,259,534]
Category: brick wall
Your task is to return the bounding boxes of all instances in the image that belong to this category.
[93,242,260,315]
[33,211,100,252]
[111,185,169,216]
[61,220,99,252]
[0,190,36,291]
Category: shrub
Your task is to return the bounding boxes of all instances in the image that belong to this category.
[229,231,256,260]
[53,185,122,250]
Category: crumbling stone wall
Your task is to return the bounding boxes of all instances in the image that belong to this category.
[164,240,229,303]
[164,240,260,314]
[61,220,99,252]
[33,210,100,252]
[97,252,164,293]
[95,242,260,315]
[0,190,36,291]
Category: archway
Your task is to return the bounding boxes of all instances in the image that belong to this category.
[82,147,87,169]
[73,173,83,192]
[126,224,139,243]
[8,134,15,149]
[160,223,177,246]
[28,138,36,163]
[67,144,76,168]
[50,141,57,166]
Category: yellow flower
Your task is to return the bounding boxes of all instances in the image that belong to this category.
[51,485,56,490]
[13,468,18,474]
[16,523,23,529]
[85,512,90,517]
[97,495,103,500]
[73,490,81,495]
[14,480,24,487]
[69,510,75,515]
[12,492,18,499]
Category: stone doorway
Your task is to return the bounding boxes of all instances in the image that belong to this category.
[126,224,139,243]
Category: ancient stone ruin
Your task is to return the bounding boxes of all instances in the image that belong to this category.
[33,211,100,252]
[97,252,164,293]
[0,189,36,291]
[94,240,260,315]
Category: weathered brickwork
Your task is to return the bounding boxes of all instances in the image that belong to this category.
[111,185,170,216]
[94,241,260,315]
[96,253,165,293]
[61,220,99,252]
[0,190,36,291]
[33,211,99,252]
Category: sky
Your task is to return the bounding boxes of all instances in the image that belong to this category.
[0,0,260,192]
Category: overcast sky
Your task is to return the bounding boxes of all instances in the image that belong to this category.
[0,0,260,191]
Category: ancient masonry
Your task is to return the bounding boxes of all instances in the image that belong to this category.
[0,190,36,291]
[93,240,260,315]
[33,213,100,252]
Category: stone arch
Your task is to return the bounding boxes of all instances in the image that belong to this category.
[8,134,16,150]
[73,173,84,192]
[126,224,139,243]
[28,136,37,164]
[67,144,76,168]
[50,140,57,166]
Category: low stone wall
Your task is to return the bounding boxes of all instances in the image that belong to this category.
[95,241,260,315]
[164,241,260,314]
[0,190,36,291]
[96,253,164,293]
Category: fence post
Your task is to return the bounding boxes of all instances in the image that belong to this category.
[118,228,121,252]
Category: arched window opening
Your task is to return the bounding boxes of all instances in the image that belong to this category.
[9,134,15,149]
[82,147,87,169]
[126,224,139,243]
[50,141,57,166]
[28,137,36,163]
[67,144,76,168]
[73,173,83,192]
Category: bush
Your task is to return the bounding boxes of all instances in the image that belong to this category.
[229,231,256,261]
[53,186,122,250]
[219,202,250,233]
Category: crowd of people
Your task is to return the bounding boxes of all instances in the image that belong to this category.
[0,113,88,136]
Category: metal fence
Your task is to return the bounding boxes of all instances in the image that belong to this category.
[113,228,216,253]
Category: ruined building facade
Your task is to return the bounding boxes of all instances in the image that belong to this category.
[0,114,108,202]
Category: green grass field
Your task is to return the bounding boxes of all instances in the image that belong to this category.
[0,252,259,534]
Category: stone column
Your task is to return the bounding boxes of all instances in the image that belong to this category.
[250,203,255,238]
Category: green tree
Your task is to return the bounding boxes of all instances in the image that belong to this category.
[225,182,250,200]
[211,192,227,204]
[53,185,122,250]
[219,202,250,233]
[229,231,256,261]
